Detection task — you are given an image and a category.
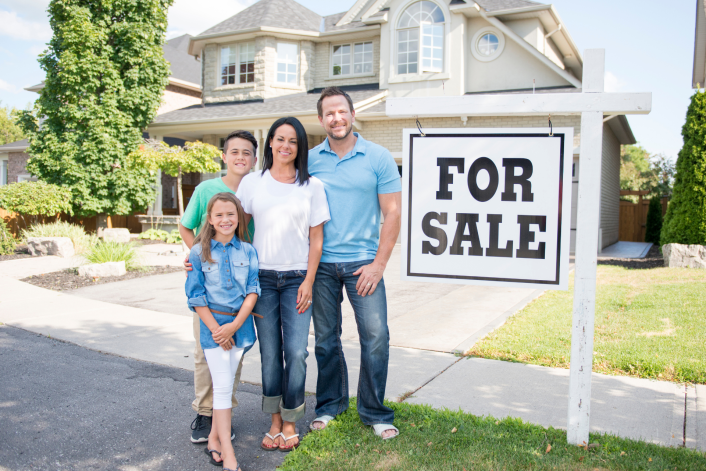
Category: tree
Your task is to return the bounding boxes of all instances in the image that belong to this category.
[0,181,73,226]
[661,89,706,245]
[620,144,676,202]
[644,197,662,245]
[128,140,220,216]
[17,0,173,218]
[0,102,26,145]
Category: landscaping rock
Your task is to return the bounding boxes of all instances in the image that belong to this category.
[27,237,75,258]
[102,228,131,244]
[662,243,706,269]
[78,261,127,277]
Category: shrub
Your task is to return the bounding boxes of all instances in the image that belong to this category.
[661,89,706,245]
[0,219,17,255]
[22,221,98,254]
[85,241,143,271]
[0,181,72,221]
[644,197,663,245]
[166,230,183,244]
[139,228,169,240]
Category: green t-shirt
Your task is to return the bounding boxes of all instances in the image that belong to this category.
[181,177,255,239]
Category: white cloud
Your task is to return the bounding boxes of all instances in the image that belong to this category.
[0,78,18,92]
[167,0,255,37]
[0,10,51,41]
[604,71,626,93]
[0,0,50,22]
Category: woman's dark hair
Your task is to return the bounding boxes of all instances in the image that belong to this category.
[262,117,310,186]
[194,192,250,263]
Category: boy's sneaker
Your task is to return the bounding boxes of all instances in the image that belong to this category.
[190,414,236,443]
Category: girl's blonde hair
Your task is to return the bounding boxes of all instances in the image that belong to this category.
[194,192,249,263]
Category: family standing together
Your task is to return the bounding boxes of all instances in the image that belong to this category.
[179,87,402,470]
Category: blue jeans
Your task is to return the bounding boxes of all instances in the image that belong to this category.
[312,260,394,425]
[254,269,311,423]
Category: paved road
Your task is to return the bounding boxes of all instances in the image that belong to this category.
[0,325,315,471]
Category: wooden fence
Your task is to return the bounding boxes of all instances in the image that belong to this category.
[618,190,669,242]
[1,208,142,238]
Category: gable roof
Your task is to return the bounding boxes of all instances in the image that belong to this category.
[0,139,29,151]
[199,0,322,36]
[163,34,201,86]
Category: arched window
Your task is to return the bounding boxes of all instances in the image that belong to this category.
[397,1,445,74]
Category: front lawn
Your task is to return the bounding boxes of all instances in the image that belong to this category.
[280,400,705,470]
[467,266,706,383]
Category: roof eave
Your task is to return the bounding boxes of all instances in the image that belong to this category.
[607,114,636,146]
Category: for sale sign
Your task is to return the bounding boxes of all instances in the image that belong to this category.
[401,128,573,290]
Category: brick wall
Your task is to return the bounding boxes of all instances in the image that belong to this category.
[8,152,30,183]
[157,85,202,115]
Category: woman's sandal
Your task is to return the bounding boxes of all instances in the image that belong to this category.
[260,432,282,451]
[204,447,223,466]
[309,415,334,431]
[278,433,300,452]
[372,424,399,440]
[223,466,240,471]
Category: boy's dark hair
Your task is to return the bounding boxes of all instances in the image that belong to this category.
[317,87,354,117]
[223,130,257,154]
[262,117,310,186]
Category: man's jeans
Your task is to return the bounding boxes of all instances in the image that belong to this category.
[312,260,394,425]
[254,270,311,423]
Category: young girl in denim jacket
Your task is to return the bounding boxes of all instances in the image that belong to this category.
[185,192,260,471]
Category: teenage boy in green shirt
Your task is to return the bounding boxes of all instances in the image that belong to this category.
[179,130,258,443]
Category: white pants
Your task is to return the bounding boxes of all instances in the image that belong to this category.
[204,346,245,410]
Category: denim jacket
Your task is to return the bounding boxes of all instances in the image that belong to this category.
[185,235,261,351]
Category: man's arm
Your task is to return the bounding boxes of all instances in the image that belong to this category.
[353,191,401,297]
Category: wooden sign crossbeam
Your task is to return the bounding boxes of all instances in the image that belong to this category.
[386,49,653,446]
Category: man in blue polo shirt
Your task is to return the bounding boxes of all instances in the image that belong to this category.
[308,87,402,439]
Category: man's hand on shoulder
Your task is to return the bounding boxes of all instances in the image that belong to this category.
[353,261,385,297]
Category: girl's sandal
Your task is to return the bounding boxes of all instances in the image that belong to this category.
[204,447,223,466]
[261,432,282,451]
[278,433,300,452]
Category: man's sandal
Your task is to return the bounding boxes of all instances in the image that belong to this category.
[278,433,300,452]
[204,447,223,466]
[260,432,282,451]
[372,424,399,440]
[309,415,334,431]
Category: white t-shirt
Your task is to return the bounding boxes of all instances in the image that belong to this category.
[236,170,331,271]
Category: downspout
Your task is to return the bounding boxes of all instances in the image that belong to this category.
[473,3,581,88]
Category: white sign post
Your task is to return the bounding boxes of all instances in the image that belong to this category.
[386,49,651,446]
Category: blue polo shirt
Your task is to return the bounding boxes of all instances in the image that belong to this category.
[309,133,401,263]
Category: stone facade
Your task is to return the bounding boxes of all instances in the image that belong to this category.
[8,152,31,183]
[312,37,381,89]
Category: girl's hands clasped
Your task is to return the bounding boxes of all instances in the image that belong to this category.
[296,278,314,313]
[212,322,239,350]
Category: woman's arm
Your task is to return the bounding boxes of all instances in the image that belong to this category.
[297,222,324,313]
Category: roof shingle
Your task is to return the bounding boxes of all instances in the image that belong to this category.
[199,0,322,36]
[163,34,201,85]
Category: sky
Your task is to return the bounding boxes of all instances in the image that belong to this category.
[0,0,696,161]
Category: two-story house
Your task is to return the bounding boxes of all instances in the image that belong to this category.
[145,0,636,252]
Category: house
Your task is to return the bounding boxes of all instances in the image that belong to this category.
[144,0,636,252]
[0,34,203,189]
[693,0,706,88]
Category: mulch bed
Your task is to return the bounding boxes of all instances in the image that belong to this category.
[597,245,665,270]
[0,245,32,262]
[21,265,183,291]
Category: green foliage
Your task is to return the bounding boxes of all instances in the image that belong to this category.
[128,140,221,176]
[166,230,182,244]
[644,197,663,245]
[620,145,675,202]
[138,228,182,244]
[85,241,142,270]
[661,89,706,245]
[17,0,174,217]
[22,221,98,254]
[0,101,26,145]
[0,219,17,255]
[0,181,72,216]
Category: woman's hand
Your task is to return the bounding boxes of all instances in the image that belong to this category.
[296,278,314,313]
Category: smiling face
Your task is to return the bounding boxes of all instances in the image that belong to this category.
[223,137,256,176]
[207,199,239,238]
[270,124,298,167]
[319,95,355,141]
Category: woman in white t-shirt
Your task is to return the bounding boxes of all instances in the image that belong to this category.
[236,117,330,452]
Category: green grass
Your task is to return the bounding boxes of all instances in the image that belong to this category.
[467,266,706,383]
[22,221,98,254]
[84,241,143,271]
[280,400,705,470]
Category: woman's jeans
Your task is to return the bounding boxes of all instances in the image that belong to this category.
[311,260,394,425]
[254,269,311,423]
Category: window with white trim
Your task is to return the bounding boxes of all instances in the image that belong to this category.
[0,159,7,186]
[221,42,255,85]
[396,1,444,74]
[276,42,298,84]
[332,41,373,76]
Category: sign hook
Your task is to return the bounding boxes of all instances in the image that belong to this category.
[415,116,426,137]
[548,114,553,136]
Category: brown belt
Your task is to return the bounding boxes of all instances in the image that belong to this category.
[211,309,263,319]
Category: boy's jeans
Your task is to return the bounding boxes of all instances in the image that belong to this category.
[312,260,394,425]
[254,269,312,423]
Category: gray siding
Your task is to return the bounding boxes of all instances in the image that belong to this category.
[600,123,621,249]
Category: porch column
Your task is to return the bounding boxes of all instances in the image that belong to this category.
[147,134,163,216]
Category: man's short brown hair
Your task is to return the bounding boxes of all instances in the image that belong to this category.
[317,87,354,117]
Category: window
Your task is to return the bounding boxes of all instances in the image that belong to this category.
[0,159,6,186]
[332,41,373,76]
[277,42,298,84]
[221,42,255,85]
[471,27,505,62]
[477,33,499,56]
[397,1,444,75]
